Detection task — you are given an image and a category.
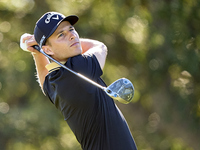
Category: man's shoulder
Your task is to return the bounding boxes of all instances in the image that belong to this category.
[67,54,98,67]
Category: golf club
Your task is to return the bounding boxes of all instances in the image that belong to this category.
[32,45,134,104]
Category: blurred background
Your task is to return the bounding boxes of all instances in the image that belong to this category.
[0,0,199,149]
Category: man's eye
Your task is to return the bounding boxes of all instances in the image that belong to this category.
[69,28,74,31]
[58,33,64,37]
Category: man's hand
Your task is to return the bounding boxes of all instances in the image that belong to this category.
[20,33,40,54]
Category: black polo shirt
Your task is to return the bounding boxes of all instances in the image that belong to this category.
[43,54,137,150]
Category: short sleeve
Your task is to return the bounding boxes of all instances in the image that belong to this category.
[65,54,103,80]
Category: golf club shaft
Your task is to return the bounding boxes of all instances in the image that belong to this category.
[33,45,106,91]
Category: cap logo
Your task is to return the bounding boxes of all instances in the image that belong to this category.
[52,15,59,20]
[45,13,60,24]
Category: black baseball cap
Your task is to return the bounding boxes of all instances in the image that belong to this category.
[34,12,79,48]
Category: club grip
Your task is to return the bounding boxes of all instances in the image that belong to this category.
[33,45,41,52]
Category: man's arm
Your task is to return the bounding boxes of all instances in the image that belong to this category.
[80,38,108,69]
[31,53,50,91]
[22,34,50,91]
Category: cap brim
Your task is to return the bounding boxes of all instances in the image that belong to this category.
[62,15,79,25]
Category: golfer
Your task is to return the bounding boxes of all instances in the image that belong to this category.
[21,12,137,150]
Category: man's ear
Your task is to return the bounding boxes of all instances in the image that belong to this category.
[42,45,54,55]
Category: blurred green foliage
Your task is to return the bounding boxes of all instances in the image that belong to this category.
[0,0,199,149]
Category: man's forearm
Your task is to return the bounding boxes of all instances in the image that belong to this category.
[80,38,106,54]
[32,52,50,91]
[80,38,108,69]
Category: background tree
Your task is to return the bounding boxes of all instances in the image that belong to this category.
[0,0,199,149]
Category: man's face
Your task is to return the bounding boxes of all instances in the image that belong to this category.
[43,21,82,61]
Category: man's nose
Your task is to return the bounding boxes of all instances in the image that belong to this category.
[70,33,76,41]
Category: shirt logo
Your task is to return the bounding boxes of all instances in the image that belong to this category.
[45,13,60,24]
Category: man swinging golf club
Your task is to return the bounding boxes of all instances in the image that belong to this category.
[20,12,137,150]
